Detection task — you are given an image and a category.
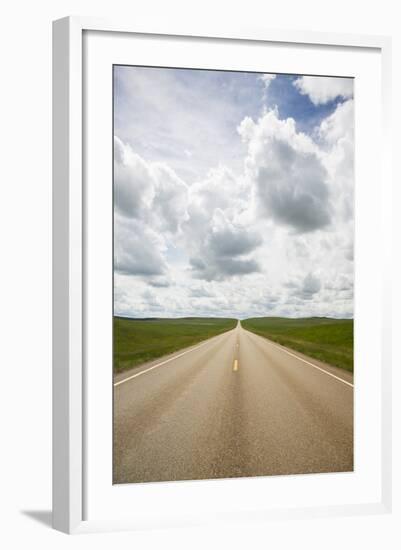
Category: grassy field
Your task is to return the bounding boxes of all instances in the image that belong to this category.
[241,317,353,372]
[113,316,237,373]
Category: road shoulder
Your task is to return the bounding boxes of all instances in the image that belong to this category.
[242,327,354,386]
[113,328,236,385]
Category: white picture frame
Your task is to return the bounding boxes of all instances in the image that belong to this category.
[52,16,392,534]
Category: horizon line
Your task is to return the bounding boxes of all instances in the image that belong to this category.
[114,314,354,321]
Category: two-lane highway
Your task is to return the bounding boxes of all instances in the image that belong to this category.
[113,322,353,484]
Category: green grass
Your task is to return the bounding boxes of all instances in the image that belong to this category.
[113,316,237,374]
[241,317,353,372]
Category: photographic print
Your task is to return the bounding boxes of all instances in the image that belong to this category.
[113,66,354,484]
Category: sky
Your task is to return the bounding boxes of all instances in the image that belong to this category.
[113,66,354,319]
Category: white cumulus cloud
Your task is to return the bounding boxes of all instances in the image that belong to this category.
[293,76,353,105]
[239,109,331,233]
[114,217,167,277]
[114,136,188,234]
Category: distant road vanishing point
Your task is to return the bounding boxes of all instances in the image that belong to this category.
[113,321,353,484]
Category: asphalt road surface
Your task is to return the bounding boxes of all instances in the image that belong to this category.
[113,322,353,484]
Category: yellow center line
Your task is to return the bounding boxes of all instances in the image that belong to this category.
[233,359,239,372]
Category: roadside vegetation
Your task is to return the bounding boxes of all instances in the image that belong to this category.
[114,316,237,373]
[241,317,353,372]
